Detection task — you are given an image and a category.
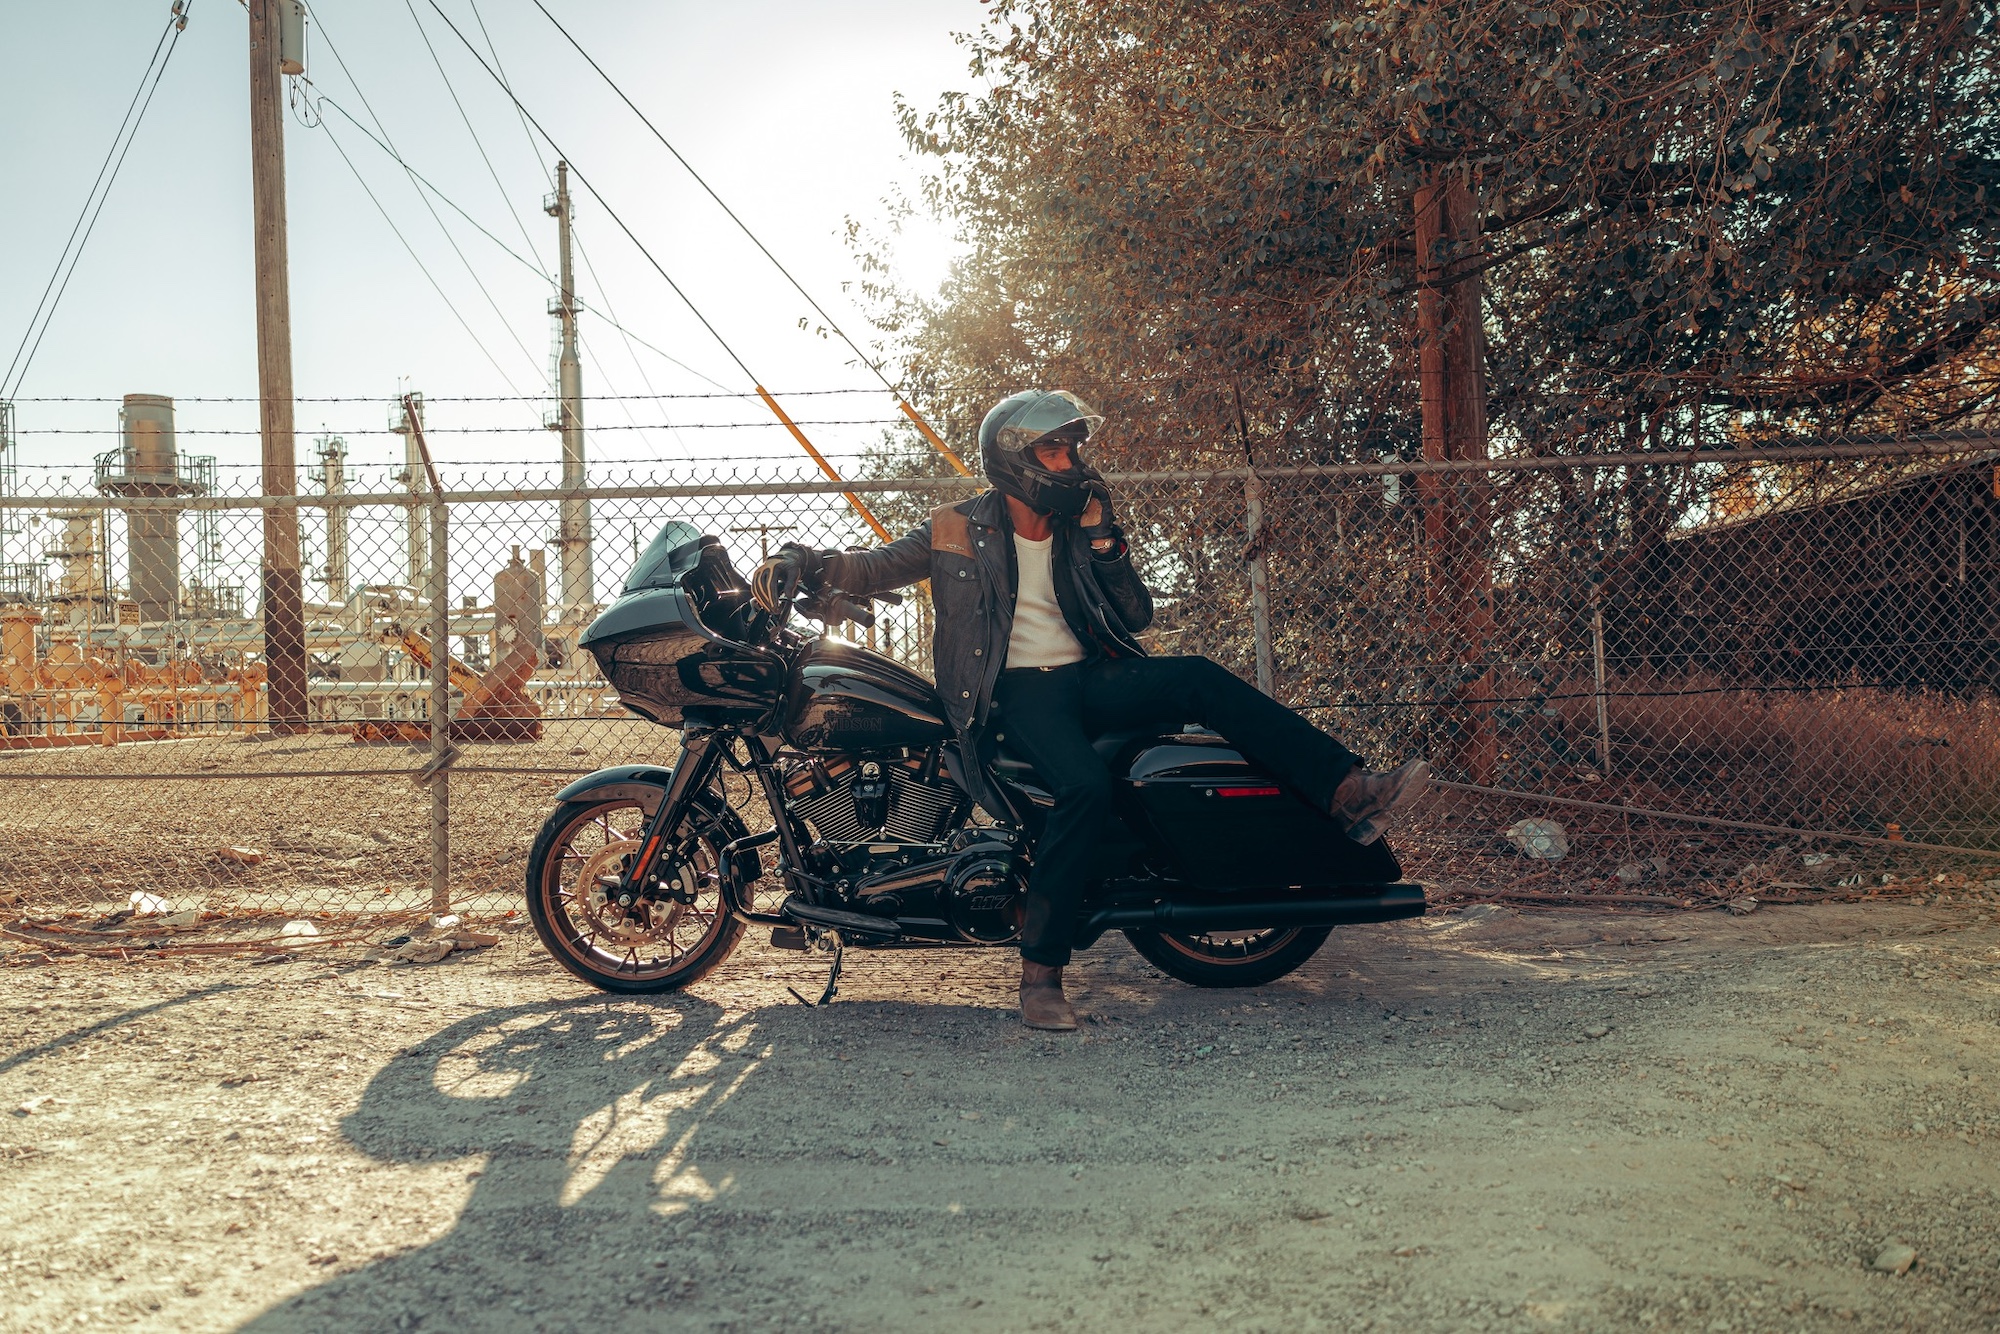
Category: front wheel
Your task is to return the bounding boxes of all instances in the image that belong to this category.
[526,794,749,994]
[1124,925,1332,988]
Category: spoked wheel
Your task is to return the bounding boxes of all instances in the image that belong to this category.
[1123,924,1333,988]
[526,795,748,994]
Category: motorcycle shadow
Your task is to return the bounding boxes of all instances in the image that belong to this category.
[236,992,766,1331]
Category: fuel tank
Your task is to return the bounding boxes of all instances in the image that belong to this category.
[785,639,951,753]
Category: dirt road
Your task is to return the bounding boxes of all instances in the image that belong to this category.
[4,902,1998,1332]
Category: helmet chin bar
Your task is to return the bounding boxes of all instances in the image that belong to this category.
[993,451,1098,518]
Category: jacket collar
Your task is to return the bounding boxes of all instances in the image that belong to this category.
[966,488,1008,534]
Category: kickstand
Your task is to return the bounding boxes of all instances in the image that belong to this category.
[786,928,845,1007]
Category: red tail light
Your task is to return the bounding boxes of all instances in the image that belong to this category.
[1214,785,1281,798]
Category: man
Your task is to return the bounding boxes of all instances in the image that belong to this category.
[750,390,1428,1031]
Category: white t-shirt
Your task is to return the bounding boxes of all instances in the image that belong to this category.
[1006,533,1086,669]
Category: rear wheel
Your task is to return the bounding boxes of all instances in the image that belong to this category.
[1123,925,1332,988]
[526,795,748,994]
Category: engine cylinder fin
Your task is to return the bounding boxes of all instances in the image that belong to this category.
[786,762,962,848]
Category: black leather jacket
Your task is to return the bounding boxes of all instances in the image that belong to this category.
[821,488,1154,814]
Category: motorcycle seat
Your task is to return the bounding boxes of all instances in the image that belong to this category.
[989,721,1206,786]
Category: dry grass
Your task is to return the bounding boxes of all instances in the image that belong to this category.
[1550,673,2000,844]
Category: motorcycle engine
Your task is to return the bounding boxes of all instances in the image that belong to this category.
[783,753,1028,944]
[781,752,963,851]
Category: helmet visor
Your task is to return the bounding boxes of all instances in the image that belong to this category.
[993,391,1104,456]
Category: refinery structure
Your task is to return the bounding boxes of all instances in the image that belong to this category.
[0,0,948,753]
[0,383,609,748]
[0,151,608,749]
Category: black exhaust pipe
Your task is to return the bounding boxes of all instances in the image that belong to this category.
[1075,883,1425,946]
[780,895,902,942]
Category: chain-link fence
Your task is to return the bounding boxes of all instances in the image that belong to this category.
[2,433,1997,948]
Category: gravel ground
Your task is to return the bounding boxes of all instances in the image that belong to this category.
[4,901,1999,1332]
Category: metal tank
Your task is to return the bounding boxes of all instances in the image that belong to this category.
[492,545,546,666]
[0,607,40,693]
[95,394,208,623]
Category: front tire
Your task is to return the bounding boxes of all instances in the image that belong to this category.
[1124,925,1332,988]
[526,794,748,994]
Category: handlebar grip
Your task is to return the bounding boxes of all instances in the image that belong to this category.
[874,591,905,606]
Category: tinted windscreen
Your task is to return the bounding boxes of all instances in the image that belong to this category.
[622,520,707,593]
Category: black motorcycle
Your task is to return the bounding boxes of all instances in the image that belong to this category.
[525,521,1424,999]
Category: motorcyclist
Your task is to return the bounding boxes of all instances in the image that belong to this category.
[751,390,1429,1031]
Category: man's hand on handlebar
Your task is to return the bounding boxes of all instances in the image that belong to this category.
[751,542,904,627]
[750,543,826,614]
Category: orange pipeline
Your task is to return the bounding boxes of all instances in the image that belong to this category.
[755,386,891,541]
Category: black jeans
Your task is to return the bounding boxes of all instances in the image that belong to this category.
[991,656,1362,967]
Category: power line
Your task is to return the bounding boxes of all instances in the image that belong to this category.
[527,0,971,475]
[578,330,688,464]
[422,1,761,387]
[309,7,544,398]
[466,0,555,194]
[317,113,533,397]
[574,231,699,462]
[2,9,187,400]
[309,93,739,396]
[403,0,546,275]
[316,95,544,280]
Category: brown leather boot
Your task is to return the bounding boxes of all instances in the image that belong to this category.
[1019,960,1078,1031]
[1329,758,1432,845]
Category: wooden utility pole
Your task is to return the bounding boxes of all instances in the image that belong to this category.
[248,0,308,732]
[547,162,593,620]
[1414,174,1496,782]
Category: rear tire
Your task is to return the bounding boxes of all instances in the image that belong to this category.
[526,794,749,994]
[1123,925,1332,988]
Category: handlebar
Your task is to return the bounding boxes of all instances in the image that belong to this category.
[672,528,905,642]
[790,586,900,630]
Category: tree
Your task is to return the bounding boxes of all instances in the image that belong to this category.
[864,0,2000,778]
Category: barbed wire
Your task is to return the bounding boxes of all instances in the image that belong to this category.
[11,419,908,436]
[0,378,1183,404]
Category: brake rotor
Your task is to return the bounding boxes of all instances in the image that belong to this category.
[572,836,689,943]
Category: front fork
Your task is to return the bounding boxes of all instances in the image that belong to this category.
[615,727,805,927]
[614,727,728,908]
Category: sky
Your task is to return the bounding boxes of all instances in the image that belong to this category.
[0,0,991,488]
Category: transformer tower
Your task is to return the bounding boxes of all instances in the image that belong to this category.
[546,161,592,620]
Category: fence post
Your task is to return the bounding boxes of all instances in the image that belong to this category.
[402,392,451,917]
[1243,469,1276,698]
[1591,595,1612,777]
[427,497,450,915]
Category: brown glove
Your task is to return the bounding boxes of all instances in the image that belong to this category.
[749,544,827,613]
